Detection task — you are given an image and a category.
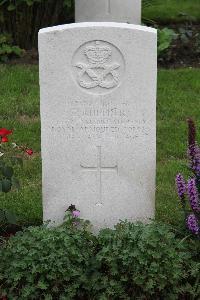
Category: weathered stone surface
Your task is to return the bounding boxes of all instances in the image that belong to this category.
[39,22,157,231]
[75,0,141,24]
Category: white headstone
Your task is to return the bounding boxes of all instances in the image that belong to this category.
[75,0,141,24]
[39,22,157,232]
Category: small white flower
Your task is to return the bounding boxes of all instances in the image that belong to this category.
[12,143,17,148]
[0,152,4,157]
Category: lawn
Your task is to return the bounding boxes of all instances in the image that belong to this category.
[0,65,200,227]
[143,0,200,23]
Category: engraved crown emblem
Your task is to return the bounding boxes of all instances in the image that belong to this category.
[84,41,112,64]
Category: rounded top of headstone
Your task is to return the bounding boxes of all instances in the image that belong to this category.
[39,22,157,35]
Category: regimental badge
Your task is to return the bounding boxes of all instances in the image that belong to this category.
[74,41,123,91]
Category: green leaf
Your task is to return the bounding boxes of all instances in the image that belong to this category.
[0,180,2,192]
[12,46,22,56]
[5,210,17,224]
[63,0,72,8]
[37,280,48,290]
[0,0,7,6]
[2,178,12,193]
[7,4,16,11]
[26,0,34,6]
[2,166,14,178]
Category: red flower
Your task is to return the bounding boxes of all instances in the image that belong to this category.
[1,136,9,143]
[0,128,13,137]
[25,149,33,156]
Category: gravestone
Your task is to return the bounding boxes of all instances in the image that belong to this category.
[39,22,157,231]
[75,0,141,24]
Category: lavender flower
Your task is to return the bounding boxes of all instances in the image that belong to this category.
[175,173,186,200]
[187,178,200,212]
[187,119,200,176]
[72,210,80,218]
[186,214,199,235]
[193,146,200,175]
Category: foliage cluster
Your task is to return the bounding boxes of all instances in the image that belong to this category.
[0,0,74,49]
[94,222,200,299]
[0,221,199,299]
[0,0,72,11]
[0,224,96,299]
[0,33,22,62]
[157,25,200,65]
[157,27,177,58]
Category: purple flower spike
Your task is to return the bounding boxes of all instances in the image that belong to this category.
[176,173,186,200]
[186,214,199,235]
[187,178,200,212]
[193,146,200,175]
[188,144,200,176]
[72,210,80,218]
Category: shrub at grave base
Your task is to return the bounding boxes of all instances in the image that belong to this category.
[91,222,195,299]
[0,222,199,299]
[0,225,96,300]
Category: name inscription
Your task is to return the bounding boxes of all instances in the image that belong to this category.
[51,99,149,140]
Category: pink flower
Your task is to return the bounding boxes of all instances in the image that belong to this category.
[72,210,80,218]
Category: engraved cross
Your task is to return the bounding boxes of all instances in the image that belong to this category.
[81,146,118,206]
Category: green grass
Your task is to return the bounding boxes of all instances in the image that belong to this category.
[143,0,200,23]
[0,65,200,226]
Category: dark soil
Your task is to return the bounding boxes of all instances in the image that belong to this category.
[0,224,22,242]
[9,48,39,65]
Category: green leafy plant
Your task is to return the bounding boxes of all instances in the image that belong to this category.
[0,224,96,299]
[0,33,22,62]
[0,219,199,299]
[91,222,197,299]
[158,27,177,58]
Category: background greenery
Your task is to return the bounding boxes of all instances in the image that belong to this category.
[0,0,74,49]
[0,0,200,49]
[143,0,200,24]
[0,65,199,226]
